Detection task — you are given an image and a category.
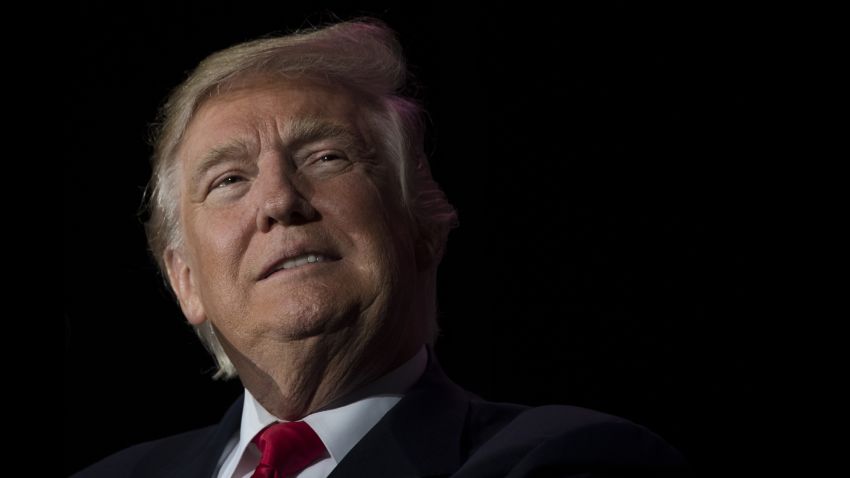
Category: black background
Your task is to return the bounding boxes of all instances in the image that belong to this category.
[65,2,759,476]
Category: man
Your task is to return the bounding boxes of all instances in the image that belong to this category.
[73,18,690,478]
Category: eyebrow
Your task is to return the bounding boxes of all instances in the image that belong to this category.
[283,117,365,154]
[188,117,370,190]
[189,139,254,190]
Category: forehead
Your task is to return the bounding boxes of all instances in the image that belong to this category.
[179,77,372,161]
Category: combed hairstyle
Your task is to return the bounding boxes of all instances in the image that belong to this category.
[142,18,458,380]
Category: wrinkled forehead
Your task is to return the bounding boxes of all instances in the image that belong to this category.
[179,76,379,158]
[168,75,403,205]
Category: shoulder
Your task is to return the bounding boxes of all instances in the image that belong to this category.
[70,425,218,478]
[459,400,691,477]
[71,394,244,477]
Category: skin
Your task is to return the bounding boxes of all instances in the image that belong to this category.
[164,77,433,420]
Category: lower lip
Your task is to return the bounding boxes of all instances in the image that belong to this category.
[262,259,340,281]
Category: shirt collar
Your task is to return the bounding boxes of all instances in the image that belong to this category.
[237,345,427,465]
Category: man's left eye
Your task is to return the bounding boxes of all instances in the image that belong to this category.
[318,153,344,162]
[213,175,244,189]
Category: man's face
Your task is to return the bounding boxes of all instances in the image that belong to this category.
[166,78,422,363]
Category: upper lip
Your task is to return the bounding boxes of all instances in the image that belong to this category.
[258,244,340,280]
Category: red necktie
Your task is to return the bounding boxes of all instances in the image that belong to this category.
[251,421,327,478]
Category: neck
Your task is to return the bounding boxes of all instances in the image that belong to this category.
[220,319,425,420]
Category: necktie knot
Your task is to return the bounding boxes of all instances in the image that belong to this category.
[251,421,327,478]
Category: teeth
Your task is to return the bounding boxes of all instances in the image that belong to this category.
[277,254,328,272]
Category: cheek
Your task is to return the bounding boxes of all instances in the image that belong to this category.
[186,209,249,281]
[333,174,413,272]
[330,172,400,236]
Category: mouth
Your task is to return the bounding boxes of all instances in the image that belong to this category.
[261,252,341,280]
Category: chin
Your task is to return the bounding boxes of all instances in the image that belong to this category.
[250,300,350,341]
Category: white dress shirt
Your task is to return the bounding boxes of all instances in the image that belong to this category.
[215,346,427,478]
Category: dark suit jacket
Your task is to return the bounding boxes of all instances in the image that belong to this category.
[72,350,691,477]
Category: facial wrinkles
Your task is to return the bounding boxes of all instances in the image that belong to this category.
[181,107,268,310]
[177,81,411,334]
[188,133,300,292]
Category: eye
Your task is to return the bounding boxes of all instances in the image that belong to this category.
[212,175,245,189]
[304,151,350,173]
[318,153,345,162]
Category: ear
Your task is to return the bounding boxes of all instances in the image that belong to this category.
[164,248,208,325]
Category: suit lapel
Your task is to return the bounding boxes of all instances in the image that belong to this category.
[328,348,471,478]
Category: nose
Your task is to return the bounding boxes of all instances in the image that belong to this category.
[255,162,318,232]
